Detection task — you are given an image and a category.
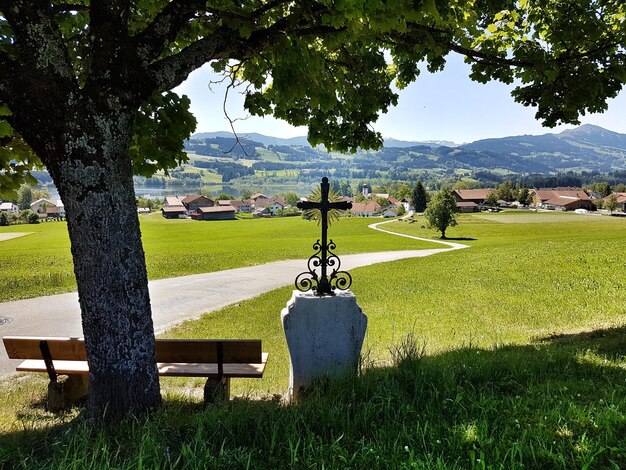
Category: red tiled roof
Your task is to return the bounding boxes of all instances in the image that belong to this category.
[351,202,381,212]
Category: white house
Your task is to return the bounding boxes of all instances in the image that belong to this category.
[0,202,18,214]
[30,198,56,214]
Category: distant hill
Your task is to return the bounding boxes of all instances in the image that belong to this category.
[183,125,626,185]
[191,132,311,147]
[559,124,626,150]
[462,125,626,173]
[191,132,459,149]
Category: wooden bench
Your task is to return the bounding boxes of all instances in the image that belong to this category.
[3,336,268,409]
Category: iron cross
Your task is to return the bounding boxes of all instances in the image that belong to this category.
[297,177,352,295]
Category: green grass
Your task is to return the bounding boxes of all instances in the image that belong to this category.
[0,215,431,302]
[1,211,625,468]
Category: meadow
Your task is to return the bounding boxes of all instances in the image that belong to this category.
[0,215,433,302]
[1,211,625,468]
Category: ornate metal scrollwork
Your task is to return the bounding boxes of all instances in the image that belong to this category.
[295,238,352,295]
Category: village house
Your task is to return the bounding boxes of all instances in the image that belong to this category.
[453,189,495,206]
[254,196,286,215]
[530,188,593,211]
[182,195,214,215]
[164,196,184,207]
[0,202,18,214]
[456,201,480,213]
[161,206,187,219]
[382,208,398,218]
[217,199,251,213]
[350,201,381,217]
[30,198,65,218]
[191,206,236,221]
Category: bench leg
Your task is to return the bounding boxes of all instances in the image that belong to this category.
[204,377,230,404]
[47,375,89,411]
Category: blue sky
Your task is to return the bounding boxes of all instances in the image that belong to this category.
[174,54,626,145]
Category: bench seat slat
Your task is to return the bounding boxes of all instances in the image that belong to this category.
[4,337,263,363]
[16,353,269,378]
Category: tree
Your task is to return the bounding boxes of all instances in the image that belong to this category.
[240,189,253,200]
[280,192,300,207]
[605,194,619,213]
[424,187,458,239]
[0,211,8,226]
[495,181,514,202]
[516,188,530,206]
[16,183,33,210]
[484,192,498,206]
[2,1,625,421]
[396,204,406,217]
[412,181,428,213]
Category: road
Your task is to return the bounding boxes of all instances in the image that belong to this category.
[0,218,468,376]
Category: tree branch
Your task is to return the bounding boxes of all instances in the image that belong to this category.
[394,23,535,68]
[0,0,76,81]
[134,0,206,64]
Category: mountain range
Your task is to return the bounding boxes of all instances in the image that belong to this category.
[188,124,626,176]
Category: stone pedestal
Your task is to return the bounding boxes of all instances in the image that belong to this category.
[281,290,367,399]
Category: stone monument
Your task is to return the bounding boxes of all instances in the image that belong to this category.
[282,177,367,399]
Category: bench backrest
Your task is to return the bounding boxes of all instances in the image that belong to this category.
[2,337,262,363]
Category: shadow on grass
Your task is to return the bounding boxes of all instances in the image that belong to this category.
[1,325,625,468]
[440,237,477,241]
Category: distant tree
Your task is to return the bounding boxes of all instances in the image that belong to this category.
[216,193,234,200]
[412,181,428,212]
[32,187,51,202]
[613,184,626,193]
[484,192,498,206]
[376,196,389,207]
[136,197,157,210]
[339,181,353,197]
[516,188,530,205]
[397,204,406,217]
[355,193,367,203]
[424,187,458,239]
[392,183,412,201]
[588,182,612,197]
[0,212,8,226]
[281,192,300,207]
[453,180,472,190]
[199,188,213,199]
[240,189,253,200]
[594,199,605,210]
[495,181,514,202]
[605,194,619,213]
[16,184,33,210]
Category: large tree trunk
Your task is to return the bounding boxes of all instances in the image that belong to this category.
[46,111,161,420]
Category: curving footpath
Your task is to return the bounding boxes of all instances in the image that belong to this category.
[0,218,468,376]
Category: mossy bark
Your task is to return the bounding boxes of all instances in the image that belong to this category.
[45,111,161,420]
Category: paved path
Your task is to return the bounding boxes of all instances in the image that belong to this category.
[0,219,468,376]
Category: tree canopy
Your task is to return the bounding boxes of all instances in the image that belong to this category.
[2,0,626,420]
[3,1,626,196]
